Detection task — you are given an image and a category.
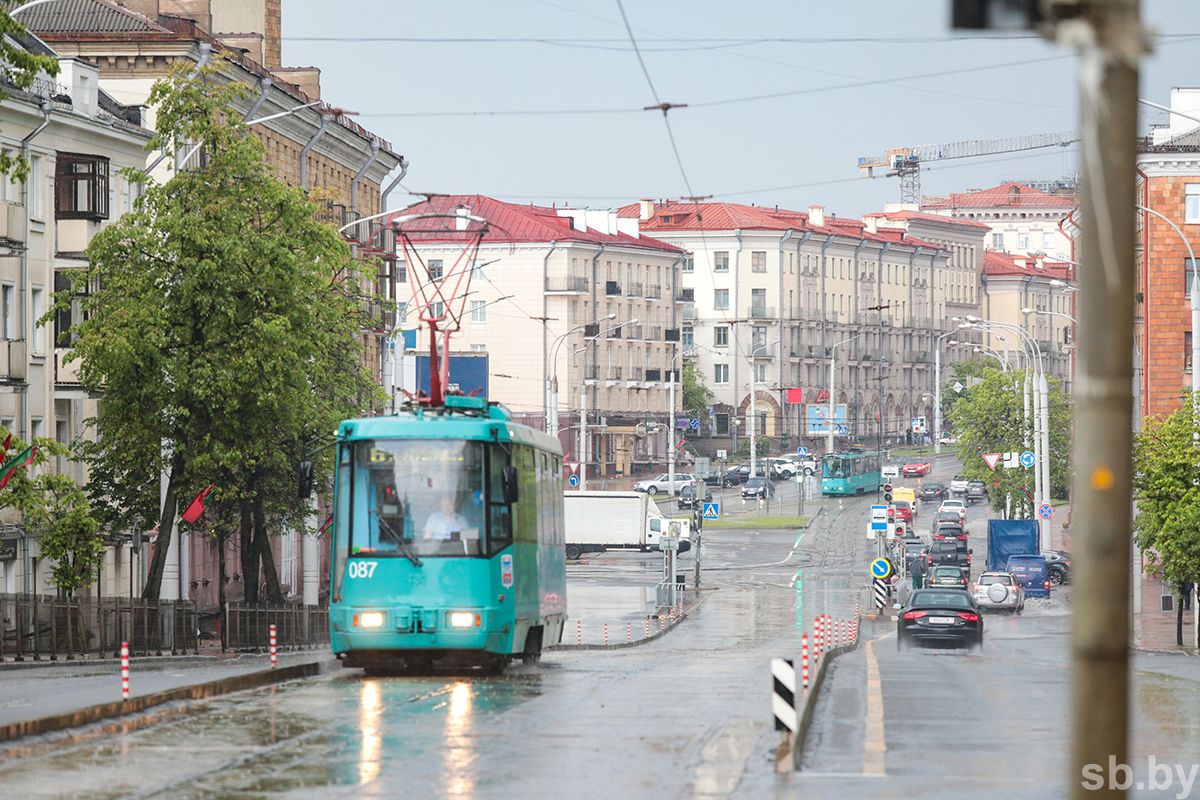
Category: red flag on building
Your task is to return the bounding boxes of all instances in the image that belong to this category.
[180,484,216,524]
[786,387,804,404]
[0,433,11,462]
[318,513,334,534]
[0,444,36,491]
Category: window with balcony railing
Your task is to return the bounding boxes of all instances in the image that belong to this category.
[55,153,109,221]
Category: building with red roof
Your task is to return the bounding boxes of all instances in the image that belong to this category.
[616,200,972,452]
[387,195,686,480]
[979,252,1076,387]
[922,182,1076,261]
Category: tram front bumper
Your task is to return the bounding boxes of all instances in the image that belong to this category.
[332,606,508,653]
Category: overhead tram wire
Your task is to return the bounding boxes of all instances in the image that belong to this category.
[282,32,1200,45]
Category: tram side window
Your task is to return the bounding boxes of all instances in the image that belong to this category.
[488,446,514,552]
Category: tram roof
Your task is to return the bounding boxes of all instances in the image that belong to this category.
[338,405,562,455]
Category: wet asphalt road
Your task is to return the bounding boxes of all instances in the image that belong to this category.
[3,458,1193,798]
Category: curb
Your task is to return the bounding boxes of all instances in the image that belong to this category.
[0,650,330,672]
[550,592,711,652]
[792,640,855,767]
[0,657,339,744]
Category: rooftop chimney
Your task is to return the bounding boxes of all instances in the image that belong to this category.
[863,216,878,234]
[455,205,470,231]
[808,205,825,227]
[639,198,655,221]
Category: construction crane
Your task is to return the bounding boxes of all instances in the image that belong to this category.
[857,131,1078,204]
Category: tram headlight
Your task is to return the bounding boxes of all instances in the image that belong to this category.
[448,611,476,628]
[358,611,385,629]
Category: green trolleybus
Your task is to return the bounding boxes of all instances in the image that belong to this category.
[329,396,566,672]
[820,451,882,496]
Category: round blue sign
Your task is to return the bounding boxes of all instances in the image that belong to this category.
[568,474,580,487]
[870,557,893,579]
[1038,502,1054,520]
[1020,450,1036,468]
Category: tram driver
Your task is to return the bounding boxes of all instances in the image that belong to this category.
[423,493,469,541]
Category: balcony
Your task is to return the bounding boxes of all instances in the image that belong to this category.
[585,365,599,382]
[676,288,694,302]
[681,305,696,321]
[625,281,644,298]
[605,281,622,296]
[54,347,81,386]
[664,328,680,342]
[645,368,662,382]
[645,284,662,299]
[56,218,99,256]
[0,202,24,243]
[607,326,623,339]
[0,339,26,382]
[545,275,589,293]
[625,324,644,340]
[646,326,661,340]
[359,299,395,333]
[749,305,775,319]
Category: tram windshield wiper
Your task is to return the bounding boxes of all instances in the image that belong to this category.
[369,510,423,567]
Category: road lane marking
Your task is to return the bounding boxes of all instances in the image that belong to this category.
[863,638,887,776]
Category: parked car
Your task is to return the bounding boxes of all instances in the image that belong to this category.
[705,469,741,488]
[1042,550,1072,585]
[965,480,988,504]
[741,476,776,500]
[893,499,915,523]
[928,565,970,589]
[938,435,957,445]
[973,571,1025,613]
[901,462,932,477]
[949,475,970,496]
[772,455,819,478]
[633,472,697,496]
[929,538,972,573]
[897,588,983,651]
[1006,554,1052,598]
[938,500,967,522]
[677,482,713,510]
[918,482,947,502]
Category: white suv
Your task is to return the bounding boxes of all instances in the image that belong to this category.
[633,473,697,496]
[772,456,819,478]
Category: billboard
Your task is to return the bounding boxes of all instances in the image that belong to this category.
[806,404,848,437]
[413,352,489,399]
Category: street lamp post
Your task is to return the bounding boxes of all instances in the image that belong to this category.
[827,335,862,455]
[577,318,638,491]
[934,325,971,455]
[548,313,616,437]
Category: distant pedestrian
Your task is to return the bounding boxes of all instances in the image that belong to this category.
[912,556,927,590]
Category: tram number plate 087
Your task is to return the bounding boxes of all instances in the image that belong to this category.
[347,561,378,579]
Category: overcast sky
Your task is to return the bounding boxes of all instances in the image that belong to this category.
[283,1,1200,217]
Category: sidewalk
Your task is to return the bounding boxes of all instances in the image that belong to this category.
[0,650,332,729]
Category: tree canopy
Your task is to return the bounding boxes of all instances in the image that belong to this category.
[0,8,60,179]
[56,65,380,601]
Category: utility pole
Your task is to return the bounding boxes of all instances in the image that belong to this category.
[866,303,891,494]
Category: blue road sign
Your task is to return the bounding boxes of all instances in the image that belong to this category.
[797,446,810,457]
[870,557,894,579]
[702,502,720,520]
[568,474,579,488]
[835,423,850,435]
[689,417,701,431]
[1020,450,1036,468]
[870,504,888,531]
[1038,502,1054,520]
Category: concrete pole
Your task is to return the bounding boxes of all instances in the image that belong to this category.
[1038,371,1052,545]
[159,438,180,602]
[579,383,588,491]
[1068,0,1139,792]
[668,366,676,493]
[827,353,835,456]
[302,497,320,606]
[934,342,942,456]
[1023,371,1033,518]
[1032,370,1046,548]
[749,354,757,477]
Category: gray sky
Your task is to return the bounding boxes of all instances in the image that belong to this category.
[283,1,1200,217]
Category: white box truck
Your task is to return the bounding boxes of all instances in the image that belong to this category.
[564,491,692,560]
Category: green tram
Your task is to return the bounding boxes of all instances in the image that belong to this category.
[820,450,883,496]
[329,396,566,672]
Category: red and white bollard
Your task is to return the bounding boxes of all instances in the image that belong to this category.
[603,623,609,646]
[626,623,632,643]
[269,624,277,669]
[644,618,651,638]
[577,620,583,645]
[658,614,664,632]
[120,641,129,701]
[814,617,823,661]
[800,633,810,690]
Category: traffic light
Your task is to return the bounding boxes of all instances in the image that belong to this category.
[895,523,905,538]
[887,506,895,521]
[883,482,893,503]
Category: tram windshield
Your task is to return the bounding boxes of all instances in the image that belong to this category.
[337,439,512,560]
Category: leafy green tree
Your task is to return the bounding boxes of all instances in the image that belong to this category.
[55,65,379,602]
[1133,394,1200,645]
[0,9,60,179]
[948,363,1071,516]
[681,358,712,422]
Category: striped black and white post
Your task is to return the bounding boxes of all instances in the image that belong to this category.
[873,578,888,611]
[772,657,798,732]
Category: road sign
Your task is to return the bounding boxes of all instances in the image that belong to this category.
[694,457,710,479]
[982,453,1002,471]
[952,381,964,394]
[1038,502,1054,520]
[871,557,894,579]
[716,449,728,459]
[797,446,810,457]
[1003,452,1021,470]
[873,577,889,610]
[689,417,701,431]
[565,461,579,474]
[567,474,579,488]
[835,423,850,435]
[702,502,720,520]
[911,416,926,434]
[772,658,798,733]
[1020,450,1036,468]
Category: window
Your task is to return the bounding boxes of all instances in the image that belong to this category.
[682,325,694,348]
[714,413,729,435]
[1188,184,1200,224]
[751,251,767,272]
[31,286,44,355]
[714,364,729,383]
[55,153,110,220]
[751,325,767,352]
[1,285,13,339]
[395,260,407,284]
[470,344,487,353]
[428,259,444,281]
[714,325,729,347]
[1017,233,1030,251]
[753,363,766,382]
[1188,331,1194,373]
[682,256,694,273]
[751,288,766,315]
[431,301,444,319]
[714,289,729,310]
[470,300,487,323]
[1043,232,1056,250]
[1187,258,1199,296]
[714,251,730,272]
[28,155,42,221]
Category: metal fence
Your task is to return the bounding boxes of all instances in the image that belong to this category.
[224,603,329,652]
[0,594,199,661]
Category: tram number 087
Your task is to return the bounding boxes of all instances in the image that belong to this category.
[347,561,378,579]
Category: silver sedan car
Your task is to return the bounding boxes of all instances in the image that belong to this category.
[972,571,1025,613]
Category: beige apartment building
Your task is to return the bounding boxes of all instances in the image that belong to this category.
[620,201,980,454]
[980,251,1075,386]
[389,195,685,481]
[923,181,1077,262]
[0,35,153,597]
